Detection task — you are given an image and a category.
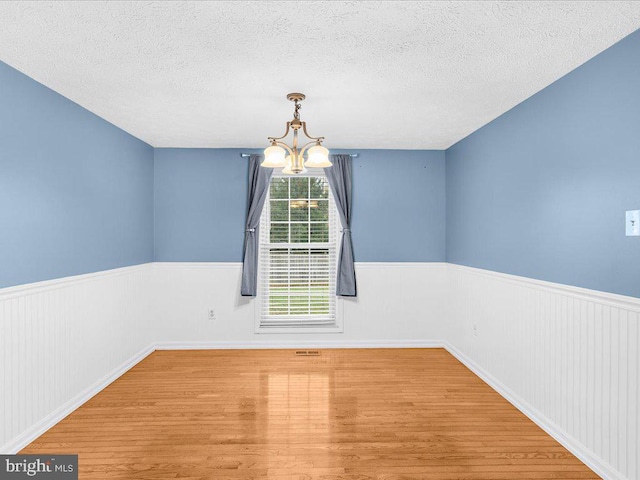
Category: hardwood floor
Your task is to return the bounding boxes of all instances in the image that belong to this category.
[22,348,599,479]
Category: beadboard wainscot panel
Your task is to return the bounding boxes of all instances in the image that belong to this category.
[446,264,639,480]
[151,262,448,347]
[0,264,155,453]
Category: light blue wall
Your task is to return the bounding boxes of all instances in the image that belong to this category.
[352,150,445,262]
[446,29,640,298]
[7,27,636,295]
[0,61,154,288]
[154,149,446,262]
[154,148,251,262]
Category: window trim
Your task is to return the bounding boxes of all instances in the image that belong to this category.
[255,169,344,334]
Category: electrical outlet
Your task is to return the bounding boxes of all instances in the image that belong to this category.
[208,309,216,321]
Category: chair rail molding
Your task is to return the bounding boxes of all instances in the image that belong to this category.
[447,263,639,480]
[1,261,637,480]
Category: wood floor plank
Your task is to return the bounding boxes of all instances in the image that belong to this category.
[21,348,600,479]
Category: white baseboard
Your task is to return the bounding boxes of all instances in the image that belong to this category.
[155,339,445,350]
[443,341,623,480]
[4,261,633,478]
[0,337,625,480]
[1,340,443,453]
[0,344,155,454]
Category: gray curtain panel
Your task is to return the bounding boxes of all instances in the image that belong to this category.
[241,155,273,296]
[324,155,357,297]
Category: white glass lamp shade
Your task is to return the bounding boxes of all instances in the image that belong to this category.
[282,156,307,175]
[304,145,332,168]
[261,145,287,167]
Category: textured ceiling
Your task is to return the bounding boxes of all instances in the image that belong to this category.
[1,1,639,149]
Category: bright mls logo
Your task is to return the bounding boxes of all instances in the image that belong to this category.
[0,455,77,479]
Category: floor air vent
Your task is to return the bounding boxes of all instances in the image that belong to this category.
[295,350,321,356]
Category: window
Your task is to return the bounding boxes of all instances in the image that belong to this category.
[257,171,342,332]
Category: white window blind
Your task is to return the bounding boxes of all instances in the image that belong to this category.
[258,173,339,330]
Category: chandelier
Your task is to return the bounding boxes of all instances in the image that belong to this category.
[261,93,331,174]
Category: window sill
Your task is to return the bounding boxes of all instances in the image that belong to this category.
[255,324,344,334]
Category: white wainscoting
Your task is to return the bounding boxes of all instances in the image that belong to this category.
[2,261,638,480]
[447,264,639,480]
[0,261,448,453]
[151,262,449,346]
[0,264,155,453]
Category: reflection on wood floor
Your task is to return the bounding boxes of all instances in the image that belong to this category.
[22,348,600,479]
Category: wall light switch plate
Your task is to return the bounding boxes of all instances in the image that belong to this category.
[626,210,640,236]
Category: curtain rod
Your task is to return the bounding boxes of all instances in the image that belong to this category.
[239,153,359,158]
